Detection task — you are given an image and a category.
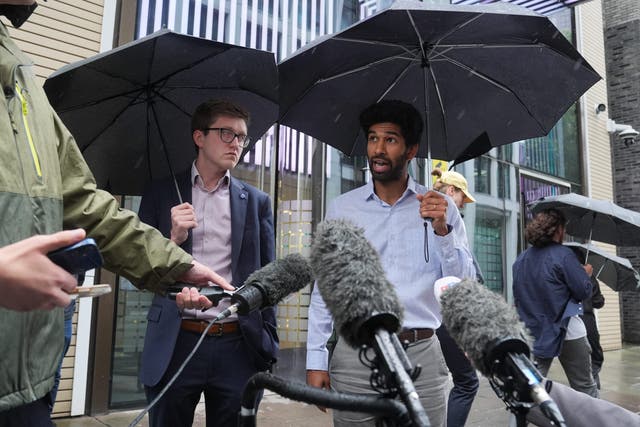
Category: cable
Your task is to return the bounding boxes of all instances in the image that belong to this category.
[128,310,229,427]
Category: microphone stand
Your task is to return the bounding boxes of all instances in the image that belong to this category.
[485,338,566,427]
[368,330,431,427]
[356,313,430,427]
[238,372,411,427]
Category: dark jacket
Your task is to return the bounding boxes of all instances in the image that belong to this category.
[583,276,605,314]
[512,243,592,358]
[138,169,278,387]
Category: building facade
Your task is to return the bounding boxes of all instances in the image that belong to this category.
[602,0,640,344]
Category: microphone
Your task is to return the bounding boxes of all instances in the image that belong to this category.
[439,279,566,427]
[311,219,430,427]
[214,253,313,321]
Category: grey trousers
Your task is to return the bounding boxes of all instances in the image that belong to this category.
[329,334,449,427]
[535,336,599,398]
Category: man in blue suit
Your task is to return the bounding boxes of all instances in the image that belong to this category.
[138,99,278,427]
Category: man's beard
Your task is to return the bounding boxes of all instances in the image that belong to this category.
[368,153,408,183]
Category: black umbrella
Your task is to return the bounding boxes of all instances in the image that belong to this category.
[564,242,640,292]
[278,0,600,162]
[529,193,640,247]
[44,29,279,197]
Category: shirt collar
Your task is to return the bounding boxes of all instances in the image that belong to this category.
[365,175,419,203]
[191,162,230,191]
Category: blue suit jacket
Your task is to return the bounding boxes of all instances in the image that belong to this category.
[512,243,592,359]
[138,169,278,387]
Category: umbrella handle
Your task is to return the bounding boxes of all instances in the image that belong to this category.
[585,227,593,261]
[595,262,606,280]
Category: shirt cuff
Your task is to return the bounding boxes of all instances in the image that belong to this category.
[306,348,329,371]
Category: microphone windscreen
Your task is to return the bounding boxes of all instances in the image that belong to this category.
[440,279,530,377]
[244,253,313,306]
[310,219,403,348]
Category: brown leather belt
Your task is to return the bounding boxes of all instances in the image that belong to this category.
[397,328,435,343]
[180,320,240,337]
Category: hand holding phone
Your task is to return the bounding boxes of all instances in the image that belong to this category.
[47,237,103,275]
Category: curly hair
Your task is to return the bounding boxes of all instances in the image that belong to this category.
[359,100,423,148]
[525,208,566,247]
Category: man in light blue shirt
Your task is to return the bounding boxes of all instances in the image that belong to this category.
[306,100,476,427]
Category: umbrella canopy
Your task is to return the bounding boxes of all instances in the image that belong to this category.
[44,29,279,196]
[278,0,600,161]
[529,193,640,246]
[564,242,640,292]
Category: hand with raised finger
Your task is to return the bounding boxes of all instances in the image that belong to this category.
[170,202,197,245]
[178,260,235,291]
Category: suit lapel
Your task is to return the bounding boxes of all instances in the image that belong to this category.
[230,177,248,276]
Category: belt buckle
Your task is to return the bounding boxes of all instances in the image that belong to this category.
[209,323,224,336]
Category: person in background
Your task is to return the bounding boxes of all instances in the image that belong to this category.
[431,168,480,427]
[0,3,230,425]
[432,168,484,283]
[512,209,598,398]
[568,246,606,389]
[138,99,278,427]
[306,100,475,427]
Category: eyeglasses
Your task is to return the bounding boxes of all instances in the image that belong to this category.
[203,127,251,148]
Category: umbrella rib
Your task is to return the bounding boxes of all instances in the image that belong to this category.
[406,10,428,63]
[332,36,416,55]
[79,94,143,154]
[54,86,147,114]
[316,51,419,84]
[377,61,416,101]
[437,54,547,133]
[433,13,487,49]
[151,87,200,119]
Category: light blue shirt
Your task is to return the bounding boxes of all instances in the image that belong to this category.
[306,177,476,370]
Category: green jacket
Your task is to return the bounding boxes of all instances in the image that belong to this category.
[0,22,193,411]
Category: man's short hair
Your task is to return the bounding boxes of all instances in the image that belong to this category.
[191,99,250,133]
[525,208,566,247]
[359,100,424,148]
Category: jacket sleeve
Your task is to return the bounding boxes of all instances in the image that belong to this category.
[54,110,193,294]
[591,277,605,309]
[560,252,593,302]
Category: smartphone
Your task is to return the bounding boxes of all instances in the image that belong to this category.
[69,284,112,299]
[47,237,104,275]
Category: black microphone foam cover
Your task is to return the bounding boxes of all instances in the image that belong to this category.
[310,219,403,348]
[243,253,313,307]
[440,279,531,377]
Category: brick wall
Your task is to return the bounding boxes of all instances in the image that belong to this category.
[602,0,640,343]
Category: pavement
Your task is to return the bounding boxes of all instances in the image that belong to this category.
[55,345,640,426]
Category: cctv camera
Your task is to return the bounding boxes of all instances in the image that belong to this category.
[619,128,639,147]
[607,119,639,147]
[595,103,606,114]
